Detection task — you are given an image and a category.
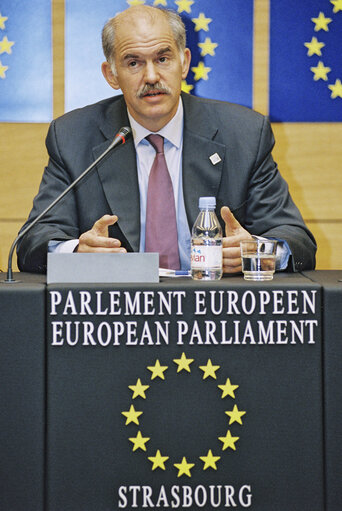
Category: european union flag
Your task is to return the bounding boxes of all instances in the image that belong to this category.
[65,0,253,112]
[0,0,52,122]
[270,0,342,122]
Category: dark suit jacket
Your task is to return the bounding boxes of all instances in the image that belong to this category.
[17,92,316,273]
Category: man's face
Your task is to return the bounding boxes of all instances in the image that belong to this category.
[102,10,191,132]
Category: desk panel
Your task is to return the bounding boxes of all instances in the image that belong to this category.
[46,274,323,511]
[304,270,342,511]
[0,274,46,511]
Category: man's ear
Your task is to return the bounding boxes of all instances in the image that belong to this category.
[181,48,191,80]
[101,61,120,90]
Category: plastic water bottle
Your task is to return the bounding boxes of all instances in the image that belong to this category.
[191,197,223,280]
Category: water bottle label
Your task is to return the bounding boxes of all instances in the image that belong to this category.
[191,245,222,269]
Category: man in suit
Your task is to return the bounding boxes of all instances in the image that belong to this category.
[17,5,316,273]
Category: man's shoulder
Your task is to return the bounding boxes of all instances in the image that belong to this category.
[181,93,271,148]
[52,95,125,128]
[46,95,128,150]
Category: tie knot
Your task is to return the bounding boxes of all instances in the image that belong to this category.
[146,134,164,154]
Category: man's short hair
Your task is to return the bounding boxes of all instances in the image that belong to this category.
[102,6,187,75]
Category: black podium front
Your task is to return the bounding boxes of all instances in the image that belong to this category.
[0,274,46,511]
[304,271,342,511]
[46,273,324,511]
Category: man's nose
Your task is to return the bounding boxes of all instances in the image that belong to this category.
[144,61,159,84]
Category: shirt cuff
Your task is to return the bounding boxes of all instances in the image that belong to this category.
[48,239,79,253]
[252,236,291,270]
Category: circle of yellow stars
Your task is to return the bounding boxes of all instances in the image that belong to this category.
[0,11,14,79]
[126,0,217,94]
[304,1,342,99]
[121,352,246,478]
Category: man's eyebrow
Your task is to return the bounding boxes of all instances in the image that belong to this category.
[123,47,173,61]
[156,46,172,55]
[123,53,140,61]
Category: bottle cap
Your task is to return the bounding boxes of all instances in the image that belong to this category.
[199,196,216,209]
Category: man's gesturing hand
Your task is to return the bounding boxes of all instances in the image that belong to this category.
[221,206,252,273]
[76,214,127,253]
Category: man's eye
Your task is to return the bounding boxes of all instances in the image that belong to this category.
[159,56,167,63]
[128,61,137,67]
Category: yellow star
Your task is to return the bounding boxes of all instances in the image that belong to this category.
[328,79,342,99]
[0,13,8,30]
[225,404,246,425]
[218,378,239,399]
[218,430,239,451]
[0,36,14,55]
[311,12,332,32]
[121,404,143,425]
[128,378,150,399]
[191,61,211,81]
[175,0,194,14]
[181,80,194,93]
[154,0,167,5]
[310,61,331,81]
[192,12,212,32]
[330,0,342,13]
[127,0,145,6]
[304,37,325,57]
[0,60,8,79]
[173,352,194,373]
[147,359,168,380]
[148,449,169,470]
[129,430,150,452]
[198,37,218,57]
[199,358,220,379]
[199,449,221,470]
[174,457,195,477]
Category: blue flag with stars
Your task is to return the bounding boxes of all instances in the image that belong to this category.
[270,0,342,122]
[0,0,52,122]
[65,0,253,113]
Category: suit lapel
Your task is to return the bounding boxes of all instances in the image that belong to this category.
[93,97,141,252]
[182,94,226,228]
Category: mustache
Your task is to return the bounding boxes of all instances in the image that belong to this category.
[137,82,172,98]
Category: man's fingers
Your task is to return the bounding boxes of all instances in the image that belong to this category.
[223,256,241,267]
[223,263,242,274]
[222,246,242,274]
[223,248,241,268]
[223,246,241,259]
[221,206,242,236]
[79,245,127,254]
[92,214,118,236]
[79,231,121,249]
[222,236,244,249]
[77,214,126,253]
[78,234,126,253]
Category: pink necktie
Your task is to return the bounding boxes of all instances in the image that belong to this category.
[145,134,180,270]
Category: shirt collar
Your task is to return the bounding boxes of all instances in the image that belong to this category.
[127,98,183,149]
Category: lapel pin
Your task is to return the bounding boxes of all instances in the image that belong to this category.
[209,153,221,165]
